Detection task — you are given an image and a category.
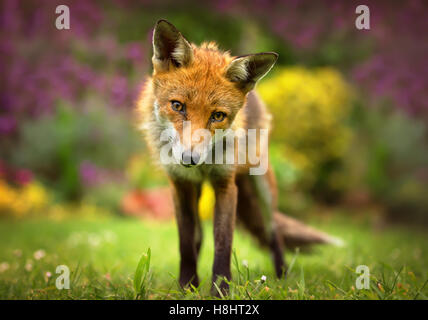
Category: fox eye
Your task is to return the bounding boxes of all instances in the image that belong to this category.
[211,111,226,122]
[171,100,184,113]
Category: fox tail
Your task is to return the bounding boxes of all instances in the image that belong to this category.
[273,212,345,250]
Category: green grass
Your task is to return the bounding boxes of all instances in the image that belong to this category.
[0,214,427,300]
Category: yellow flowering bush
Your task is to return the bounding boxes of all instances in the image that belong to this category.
[0,180,49,218]
[0,179,114,220]
[258,66,353,198]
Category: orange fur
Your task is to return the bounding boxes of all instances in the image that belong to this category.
[137,41,275,176]
[136,20,285,292]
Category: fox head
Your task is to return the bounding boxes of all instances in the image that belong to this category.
[150,19,277,167]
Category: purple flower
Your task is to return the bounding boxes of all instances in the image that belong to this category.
[14,169,33,185]
[126,42,143,63]
[0,116,17,135]
[110,75,130,107]
[79,161,100,186]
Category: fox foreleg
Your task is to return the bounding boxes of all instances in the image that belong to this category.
[210,173,237,295]
[171,179,202,288]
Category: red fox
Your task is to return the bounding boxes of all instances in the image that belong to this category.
[137,20,340,294]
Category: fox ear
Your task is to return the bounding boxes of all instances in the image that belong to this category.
[226,52,278,92]
[152,19,193,72]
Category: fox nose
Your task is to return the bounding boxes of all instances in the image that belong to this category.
[181,150,200,166]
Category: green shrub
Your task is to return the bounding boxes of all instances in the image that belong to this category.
[343,104,428,223]
[10,99,143,201]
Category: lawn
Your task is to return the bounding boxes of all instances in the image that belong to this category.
[0,214,427,300]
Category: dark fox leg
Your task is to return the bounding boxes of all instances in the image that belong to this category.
[170,179,202,288]
[236,170,286,278]
[210,173,237,295]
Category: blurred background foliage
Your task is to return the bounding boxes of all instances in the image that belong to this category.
[259,66,353,205]
[1,0,427,225]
